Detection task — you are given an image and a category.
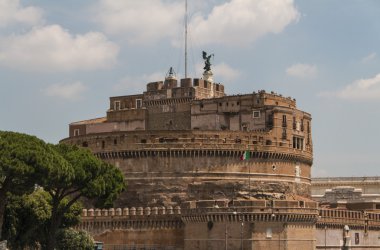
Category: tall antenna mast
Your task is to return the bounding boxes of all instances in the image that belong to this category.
[185,0,188,78]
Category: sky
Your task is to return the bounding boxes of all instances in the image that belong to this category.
[1,0,380,177]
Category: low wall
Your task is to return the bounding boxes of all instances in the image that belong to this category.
[316,209,380,249]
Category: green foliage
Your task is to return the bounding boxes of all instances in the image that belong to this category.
[0,131,68,195]
[49,143,125,208]
[3,191,51,249]
[56,228,94,250]
[42,144,125,249]
[0,131,125,249]
[0,131,69,239]
[3,190,84,249]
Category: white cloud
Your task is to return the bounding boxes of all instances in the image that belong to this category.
[361,52,376,63]
[0,25,119,72]
[286,63,317,78]
[95,0,299,46]
[0,0,43,27]
[195,62,241,82]
[95,0,183,44]
[42,82,87,101]
[336,74,380,100]
[113,72,166,93]
[189,0,299,46]
[213,62,241,82]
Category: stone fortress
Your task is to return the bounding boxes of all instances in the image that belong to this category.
[62,62,380,249]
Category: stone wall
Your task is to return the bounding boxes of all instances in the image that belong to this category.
[316,209,380,249]
[79,206,183,250]
[62,129,313,207]
[78,204,380,250]
[79,200,318,250]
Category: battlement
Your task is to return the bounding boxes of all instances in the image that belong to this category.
[82,206,182,218]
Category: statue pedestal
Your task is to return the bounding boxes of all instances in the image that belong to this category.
[203,70,214,83]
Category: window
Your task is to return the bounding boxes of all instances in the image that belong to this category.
[293,136,304,150]
[266,228,272,238]
[267,113,274,128]
[114,100,121,110]
[295,164,301,177]
[293,117,296,130]
[253,111,260,118]
[282,128,287,140]
[136,99,142,109]
[355,233,359,245]
[73,129,80,136]
[282,115,287,127]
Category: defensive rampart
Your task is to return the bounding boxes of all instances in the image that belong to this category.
[78,203,380,250]
[62,130,313,206]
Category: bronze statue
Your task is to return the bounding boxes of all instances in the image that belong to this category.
[202,51,213,72]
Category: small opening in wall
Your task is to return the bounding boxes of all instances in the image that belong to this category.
[141,139,147,143]
[102,141,105,149]
[73,129,80,136]
[253,111,260,118]
[82,142,88,147]
[272,165,276,171]
[266,228,272,239]
[114,139,117,145]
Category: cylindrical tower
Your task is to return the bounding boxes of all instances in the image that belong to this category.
[61,81,313,207]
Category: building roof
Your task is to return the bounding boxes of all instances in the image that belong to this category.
[70,117,107,125]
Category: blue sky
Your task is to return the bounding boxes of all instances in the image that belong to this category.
[1,0,380,177]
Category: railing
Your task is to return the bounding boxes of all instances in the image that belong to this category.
[312,176,380,183]
[318,209,380,228]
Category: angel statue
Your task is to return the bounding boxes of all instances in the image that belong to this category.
[202,51,214,72]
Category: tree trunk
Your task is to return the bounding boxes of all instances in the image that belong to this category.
[44,199,62,250]
[0,190,6,239]
[0,180,10,240]
[45,218,59,250]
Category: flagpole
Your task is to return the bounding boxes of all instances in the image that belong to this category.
[248,161,251,194]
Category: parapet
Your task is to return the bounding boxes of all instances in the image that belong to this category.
[82,206,182,218]
[146,81,164,92]
[181,199,318,210]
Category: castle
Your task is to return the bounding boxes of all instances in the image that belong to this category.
[62,65,380,249]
